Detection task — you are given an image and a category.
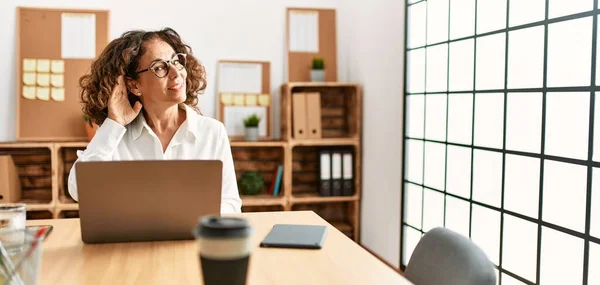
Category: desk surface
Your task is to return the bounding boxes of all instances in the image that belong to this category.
[28,211,411,285]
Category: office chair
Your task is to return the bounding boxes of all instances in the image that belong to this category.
[404,227,496,285]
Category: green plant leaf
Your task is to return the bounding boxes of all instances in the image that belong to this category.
[240,171,264,195]
[243,113,261,127]
[312,57,325,70]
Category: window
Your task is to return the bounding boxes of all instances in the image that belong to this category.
[402,1,599,283]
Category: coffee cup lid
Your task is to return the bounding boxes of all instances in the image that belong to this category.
[194,216,252,238]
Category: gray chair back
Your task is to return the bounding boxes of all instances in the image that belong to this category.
[404,227,496,285]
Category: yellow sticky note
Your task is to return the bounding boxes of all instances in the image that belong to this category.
[233,94,245,106]
[245,94,258,106]
[36,87,50,101]
[23,59,36,72]
[51,60,65,74]
[37,59,50,72]
[36,73,50,87]
[258,94,271,106]
[51,88,65,101]
[220,93,233,105]
[23,72,36,86]
[22,86,36,100]
[50,74,64,88]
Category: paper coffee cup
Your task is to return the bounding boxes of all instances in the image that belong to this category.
[194,216,253,285]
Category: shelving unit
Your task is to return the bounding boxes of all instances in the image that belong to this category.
[281,82,362,241]
[289,194,359,204]
[289,138,360,147]
[0,82,362,242]
[0,143,54,213]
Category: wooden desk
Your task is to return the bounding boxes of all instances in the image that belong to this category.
[27,211,411,285]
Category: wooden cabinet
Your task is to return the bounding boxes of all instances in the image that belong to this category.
[281,82,362,241]
[0,83,362,242]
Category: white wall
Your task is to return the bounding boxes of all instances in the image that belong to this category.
[0,0,404,268]
[0,0,348,141]
[343,0,404,268]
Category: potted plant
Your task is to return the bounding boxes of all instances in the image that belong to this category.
[83,114,98,142]
[243,113,261,141]
[310,57,325,82]
[240,171,264,195]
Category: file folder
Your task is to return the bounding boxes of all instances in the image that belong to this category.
[342,151,354,196]
[292,93,308,139]
[331,151,342,196]
[305,92,322,139]
[319,150,332,196]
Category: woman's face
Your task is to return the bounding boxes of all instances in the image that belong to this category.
[128,39,187,108]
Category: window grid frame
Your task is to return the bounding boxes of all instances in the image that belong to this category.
[419,0,429,235]
[584,0,599,283]
[407,10,597,54]
[404,180,600,246]
[498,0,510,283]
[401,0,600,284]
[442,0,452,230]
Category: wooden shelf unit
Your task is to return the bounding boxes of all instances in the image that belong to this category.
[281,82,362,242]
[230,141,287,148]
[292,202,359,240]
[56,142,87,206]
[0,83,362,242]
[56,203,79,211]
[289,138,359,147]
[0,142,54,209]
[281,83,361,141]
[290,193,359,204]
[25,203,54,211]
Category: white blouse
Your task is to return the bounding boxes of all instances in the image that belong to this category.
[67,104,242,213]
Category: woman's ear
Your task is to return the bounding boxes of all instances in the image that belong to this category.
[125,77,142,97]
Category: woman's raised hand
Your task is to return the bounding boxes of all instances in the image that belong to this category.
[107,75,143,126]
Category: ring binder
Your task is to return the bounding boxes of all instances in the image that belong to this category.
[342,151,354,196]
[331,152,342,196]
[319,150,332,196]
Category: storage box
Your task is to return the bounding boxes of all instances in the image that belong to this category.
[0,155,22,202]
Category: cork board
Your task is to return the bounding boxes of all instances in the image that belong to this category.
[286,8,337,82]
[16,7,109,141]
[216,60,272,139]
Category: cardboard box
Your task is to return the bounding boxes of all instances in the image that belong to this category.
[0,156,22,202]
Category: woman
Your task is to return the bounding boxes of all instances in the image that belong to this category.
[68,28,241,213]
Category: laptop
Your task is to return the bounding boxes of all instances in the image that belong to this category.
[75,160,222,244]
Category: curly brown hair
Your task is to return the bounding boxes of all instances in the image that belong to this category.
[79,28,206,125]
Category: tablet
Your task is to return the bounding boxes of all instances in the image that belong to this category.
[260,224,328,249]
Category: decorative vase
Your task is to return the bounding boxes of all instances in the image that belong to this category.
[84,122,98,141]
[245,127,259,141]
[310,70,325,82]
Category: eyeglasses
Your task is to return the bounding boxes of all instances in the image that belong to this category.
[136,53,187,78]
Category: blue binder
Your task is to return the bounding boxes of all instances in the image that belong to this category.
[272,165,283,196]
